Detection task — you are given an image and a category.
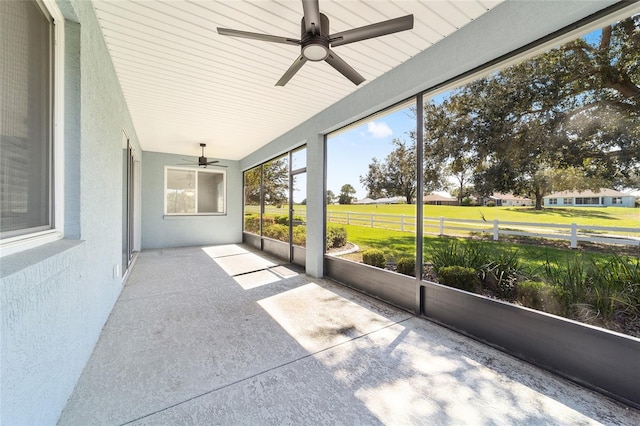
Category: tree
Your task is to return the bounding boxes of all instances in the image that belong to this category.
[338,184,356,205]
[262,158,289,208]
[423,16,640,209]
[326,190,336,205]
[243,167,261,206]
[359,139,417,204]
[448,158,474,205]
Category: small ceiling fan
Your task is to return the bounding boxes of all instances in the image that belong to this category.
[179,143,226,168]
[217,0,414,86]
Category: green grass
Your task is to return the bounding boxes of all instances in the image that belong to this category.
[340,223,625,271]
[327,204,639,228]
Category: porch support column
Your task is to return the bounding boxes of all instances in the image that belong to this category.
[305,133,325,278]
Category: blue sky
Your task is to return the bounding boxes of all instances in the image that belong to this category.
[326,104,417,199]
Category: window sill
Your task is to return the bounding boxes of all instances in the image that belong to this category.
[0,230,64,258]
[0,238,84,279]
[163,214,227,218]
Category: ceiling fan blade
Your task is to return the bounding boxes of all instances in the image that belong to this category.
[325,49,365,86]
[206,160,220,164]
[276,54,308,86]
[330,15,414,47]
[217,28,300,45]
[301,0,322,35]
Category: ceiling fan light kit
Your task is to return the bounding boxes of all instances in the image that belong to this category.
[217,0,414,86]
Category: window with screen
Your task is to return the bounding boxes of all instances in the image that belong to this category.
[1,0,54,240]
[165,167,226,215]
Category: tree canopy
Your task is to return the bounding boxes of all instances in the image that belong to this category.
[359,139,417,204]
[338,184,356,205]
[421,15,639,209]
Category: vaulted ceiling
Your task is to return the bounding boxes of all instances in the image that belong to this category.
[92,0,502,160]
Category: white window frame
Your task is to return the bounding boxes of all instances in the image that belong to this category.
[0,0,65,257]
[164,166,227,216]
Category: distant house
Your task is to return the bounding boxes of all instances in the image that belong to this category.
[487,193,533,207]
[423,193,459,206]
[353,196,404,204]
[543,188,636,208]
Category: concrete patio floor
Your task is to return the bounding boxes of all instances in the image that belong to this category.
[58,244,640,425]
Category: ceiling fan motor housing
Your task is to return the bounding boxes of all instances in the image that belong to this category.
[301,13,330,61]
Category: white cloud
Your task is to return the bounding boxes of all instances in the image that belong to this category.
[367,121,392,138]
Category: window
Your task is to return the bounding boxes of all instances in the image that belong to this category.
[612,197,622,205]
[575,197,600,205]
[548,198,558,205]
[563,198,573,205]
[1,0,64,255]
[164,167,226,215]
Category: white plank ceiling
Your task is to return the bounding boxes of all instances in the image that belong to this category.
[92,0,503,160]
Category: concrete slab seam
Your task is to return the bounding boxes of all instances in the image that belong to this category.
[118,316,414,425]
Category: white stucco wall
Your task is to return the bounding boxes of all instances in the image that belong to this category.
[0,0,142,423]
[140,151,243,249]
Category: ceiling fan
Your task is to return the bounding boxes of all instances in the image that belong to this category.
[179,143,226,168]
[217,0,414,86]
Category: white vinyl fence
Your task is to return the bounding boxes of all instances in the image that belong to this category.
[246,206,640,248]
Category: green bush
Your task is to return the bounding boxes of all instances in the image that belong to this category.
[430,241,490,274]
[363,249,386,268]
[273,214,305,226]
[327,224,347,249]
[461,197,473,206]
[244,214,260,233]
[262,224,288,242]
[274,214,288,225]
[479,251,524,301]
[396,257,416,276]
[261,215,275,228]
[543,253,640,321]
[486,201,496,207]
[292,225,306,247]
[437,266,477,292]
[516,280,565,315]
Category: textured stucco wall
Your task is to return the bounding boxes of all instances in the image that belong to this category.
[0,0,142,423]
[141,151,242,249]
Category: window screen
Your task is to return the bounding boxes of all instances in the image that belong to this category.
[0,0,53,239]
[165,167,225,215]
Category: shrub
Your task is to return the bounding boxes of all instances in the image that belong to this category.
[363,249,386,268]
[542,253,640,321]
[327,224,347,249]
[274,214,289,225]
[262,224,288,242]
[396,257,416,276]
[461,197,473,206]
[244,214,260,233]
[486,201,496,207]
[479,250,524,300]
[516,280,565,315]
[430,240,490,274]
[261,215,275,228]
[437,266,477,292]
[292,225,306,247]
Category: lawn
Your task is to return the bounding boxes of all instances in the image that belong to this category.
[339,223,619,270]
[326,204,639,228]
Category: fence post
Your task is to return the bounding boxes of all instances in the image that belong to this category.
[571,223,577,249]
[439,216,444,236]
[347,212,350,225]
[493,219,499,241]
[371,213,374,227]
[401,215,405,232]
